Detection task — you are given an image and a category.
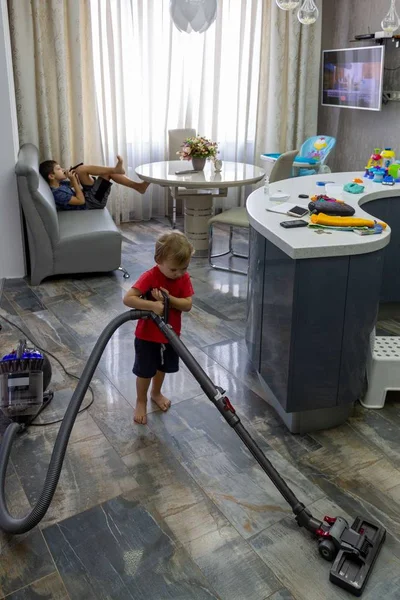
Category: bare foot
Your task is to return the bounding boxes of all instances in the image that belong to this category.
[115,155,125,175]
[137,181,150,194]
[134,397,147,424]
[151,394,171,412]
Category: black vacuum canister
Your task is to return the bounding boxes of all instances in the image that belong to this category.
[0,344,45,418]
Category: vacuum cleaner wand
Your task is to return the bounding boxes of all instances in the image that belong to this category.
[0,308,385,596]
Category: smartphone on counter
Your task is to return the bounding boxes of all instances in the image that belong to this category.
[287,205,309,218]
[280,219,308,229]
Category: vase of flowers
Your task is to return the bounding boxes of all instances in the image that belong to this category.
[177,135,218,171]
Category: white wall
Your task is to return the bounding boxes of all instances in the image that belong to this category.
[0,0,25,279]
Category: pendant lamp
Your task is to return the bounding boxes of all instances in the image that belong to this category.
[170,0,217,33]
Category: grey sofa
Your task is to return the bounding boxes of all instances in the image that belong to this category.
[15,143,128,285]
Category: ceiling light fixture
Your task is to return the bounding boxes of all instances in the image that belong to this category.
[275,0,300,9]
[275,0,319,26]
[381,0,400,33]
[170,0,217,34]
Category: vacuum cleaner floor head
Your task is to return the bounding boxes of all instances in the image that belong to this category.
[329,517,386,596]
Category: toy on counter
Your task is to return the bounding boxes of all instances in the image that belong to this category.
[344,182,365,194]
[388,162,400,179]
[366,148,383,170]
[382,175,395,186]
[381,148,396,169]
[353,177,364,184]
[372,168,387,183]
[364,148,399,183]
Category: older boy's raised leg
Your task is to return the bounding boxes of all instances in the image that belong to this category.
[135,377,151,424]
[110,174,150,195]
[150,371,171,412]
[75,155,125,186]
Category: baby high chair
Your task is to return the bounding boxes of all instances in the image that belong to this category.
[260,136,336,177]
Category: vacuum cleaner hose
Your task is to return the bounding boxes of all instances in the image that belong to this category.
[0,310,148,534]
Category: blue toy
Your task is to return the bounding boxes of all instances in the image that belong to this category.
[373,168,386,183]
[382,175,395,186]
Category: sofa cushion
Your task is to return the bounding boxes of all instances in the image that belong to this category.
[54,208,122,274]
[58,207,120,240]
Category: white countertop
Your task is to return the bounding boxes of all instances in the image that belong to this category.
[246,172,396,259]
[136,160,265,189]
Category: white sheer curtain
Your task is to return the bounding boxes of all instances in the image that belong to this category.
[255,0,322,158]
[90,0,263,223]
[8,0,102,170]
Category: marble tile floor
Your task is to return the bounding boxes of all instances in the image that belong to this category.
[1,217,400,599]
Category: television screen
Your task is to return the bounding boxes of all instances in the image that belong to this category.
[322,46,384,111]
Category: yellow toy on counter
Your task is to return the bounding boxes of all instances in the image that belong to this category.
[381,148,396,169]
[310,213,387,229]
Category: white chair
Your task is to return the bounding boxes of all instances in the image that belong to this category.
[360,335,400,409]
[168,128,196,160]
[208,149,298,275]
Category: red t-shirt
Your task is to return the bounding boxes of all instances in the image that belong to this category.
[133,266,194,343]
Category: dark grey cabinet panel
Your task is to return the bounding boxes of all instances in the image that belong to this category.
[246,228,385,427]
[288,256,349,412]
[259,240,295,409]
[362,197,400,303]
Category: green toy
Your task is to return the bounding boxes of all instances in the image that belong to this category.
[388,163,400,179]
[344,182,365,194]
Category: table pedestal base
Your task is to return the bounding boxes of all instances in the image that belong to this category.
[184,197,213,256]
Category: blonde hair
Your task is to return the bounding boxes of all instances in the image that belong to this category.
[154,232,194,266]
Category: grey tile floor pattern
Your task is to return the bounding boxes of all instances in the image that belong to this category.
[1,217,400,599]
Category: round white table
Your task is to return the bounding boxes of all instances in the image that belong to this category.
[135,160,265,254]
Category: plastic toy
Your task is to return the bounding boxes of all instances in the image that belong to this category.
[353,177,364,184]
[382,175,395,186]
[373,168,386,183]
[381,148,396,169]
[366,148,383,169]
[344,182,365,194]
[388,163,400,179]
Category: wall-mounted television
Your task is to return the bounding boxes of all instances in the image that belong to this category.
[322,46,385,111]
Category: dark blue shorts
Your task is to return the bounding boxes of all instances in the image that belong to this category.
[133,338,179,379]
[82,177,112,209]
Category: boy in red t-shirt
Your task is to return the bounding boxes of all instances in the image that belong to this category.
[123,232,194,424]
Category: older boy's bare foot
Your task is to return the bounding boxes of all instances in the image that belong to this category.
[134,397,147,424]
[137,181,150,194]
[115,155,125,175]
[151,394,171,412]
